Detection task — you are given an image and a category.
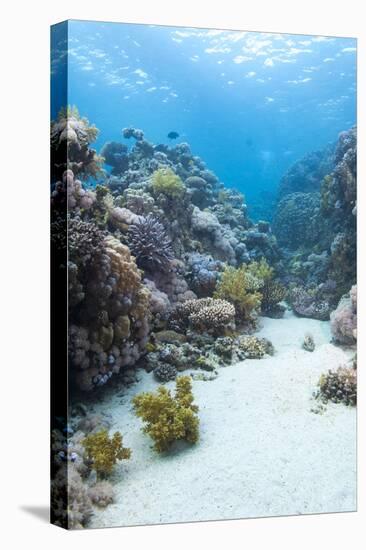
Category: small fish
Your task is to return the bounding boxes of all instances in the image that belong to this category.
[167,131,179,140]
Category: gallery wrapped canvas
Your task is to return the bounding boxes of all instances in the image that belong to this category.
[50,20,357,529]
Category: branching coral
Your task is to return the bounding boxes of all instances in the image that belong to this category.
[151,168,186,199]
[128,214,174,272]
[133,376,199,453]
[318,366,357,406]
[51,106,103,180]
[82,430,131,478]
[213,265,262,325]
[153,363,178,383]
[172,297,235,335]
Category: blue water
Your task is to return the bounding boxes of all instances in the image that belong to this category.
[51,20,356,205]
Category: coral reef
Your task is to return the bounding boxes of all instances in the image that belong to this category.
[153,363,178,383]
[330,285,357,345]
[133,376,199,452]
[82,430,131,478]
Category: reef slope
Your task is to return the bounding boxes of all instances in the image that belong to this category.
[89,311,356,527]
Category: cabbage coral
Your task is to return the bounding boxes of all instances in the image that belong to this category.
[128,214,174,272]
[132,376,199,453]
[82,430,131,478]
[151,168,185,199]
[214,265,262,324]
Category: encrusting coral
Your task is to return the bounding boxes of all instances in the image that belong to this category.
[132,376,199,453]
[82,430,131,478]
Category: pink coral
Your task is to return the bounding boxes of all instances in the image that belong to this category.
[330,285,357,345]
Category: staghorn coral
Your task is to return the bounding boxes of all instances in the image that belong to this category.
[82,430,131,478]
[133,376,199,453]
[213,265,262,325]
[330,285,357,345]
[151,167,186,199]
[51,106,103,180]
[317,366,357,406]
[128,214,174,272]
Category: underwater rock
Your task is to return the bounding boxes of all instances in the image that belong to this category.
[330,285,357,345]
[88,481,115,508]
[288,285,331,320]
[302,332,315,352]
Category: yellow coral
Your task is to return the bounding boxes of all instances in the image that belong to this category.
[132,376,199,452]
[214,265,262,323]
[82,430,131,478]
[151,168,185,199]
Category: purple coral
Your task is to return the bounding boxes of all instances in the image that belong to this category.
[128,214,174,272]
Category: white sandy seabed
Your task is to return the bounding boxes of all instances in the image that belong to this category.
[89,311,356,528]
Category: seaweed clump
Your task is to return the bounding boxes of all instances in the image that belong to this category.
[132,376,199,453]
[151,168,186,199]
[82,430,131,478]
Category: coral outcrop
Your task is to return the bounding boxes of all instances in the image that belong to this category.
[330,285,357,345]
[51,106,103,181]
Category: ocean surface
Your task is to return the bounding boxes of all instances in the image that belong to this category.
[51,20,356,209]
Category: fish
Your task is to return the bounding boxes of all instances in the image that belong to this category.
[167,131,179,139]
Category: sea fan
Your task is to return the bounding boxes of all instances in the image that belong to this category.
[128,214,174,271]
